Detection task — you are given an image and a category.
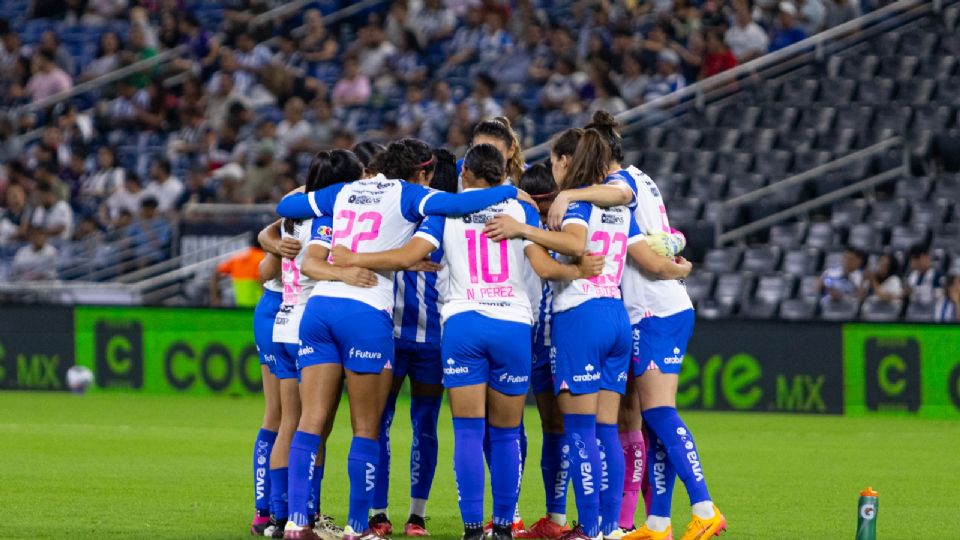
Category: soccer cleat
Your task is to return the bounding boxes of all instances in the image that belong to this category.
[485,519,526,535]
[252,515,272,536]
[678,506,726,540]
[369,513,393,537]
[314,515,345,540]
[403,515,430,537]
[603,529,629,540]
[558,524,602,540]
[266,518,288,538]
[622,524,673,540]
[490,524,514,540]
[515,516,572,539]
[461,526,485,540]
[342,525,390,540]
[284,521,322,540]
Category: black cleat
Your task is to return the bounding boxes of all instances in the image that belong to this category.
[492,524,514,540]
[462,526,485,540]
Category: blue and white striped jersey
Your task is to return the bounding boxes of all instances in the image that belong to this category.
[393,243,446,344]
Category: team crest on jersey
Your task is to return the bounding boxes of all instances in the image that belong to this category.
[318,225,333,237]
[348,194,381,204]
[462,212,494,224]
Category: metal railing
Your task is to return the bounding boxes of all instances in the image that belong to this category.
[523,0,942,160]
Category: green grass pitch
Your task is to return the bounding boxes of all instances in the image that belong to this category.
[2,391,958,539]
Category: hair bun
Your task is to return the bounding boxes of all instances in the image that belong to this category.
[589,110,618,129]
[493,116,512,129]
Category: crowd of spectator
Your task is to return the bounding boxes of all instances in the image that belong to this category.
[0,0,884,282]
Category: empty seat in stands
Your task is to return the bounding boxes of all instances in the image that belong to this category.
[715,272,751,307]
[871,33,900,56]
[754,150,793,177]
[676,150,716,176]
[822,251,845,273]
[793,150,832,172]
[933,175,960,199]
[833,54,879,80]
[741,246,782,273]
[834,104,875,132]
[878,55,918,81]
[667,198,702,226]
[779,298,818,320]
[898,79,936,106]
[684,271,715,304]
[727,173,765,198]
[737,129,779,153]
[934,78,960,106]
[821,298,860,320]
[916,55,957,80]
[662,128,703,151]
[899,31,939,57]
[847,223,882,252]
[908,199,948,226]
[931,223,960,252]
[640,152,678,176]
[814,128,858,154]
[687,174,728,200]
[798,275,823,300]
[894,177,932,201]
[806,222,836,249]
[831,199,868,228]
[818,78,857,104]
[699,128,741,151]
[780,79,819,105]
[714,151,753,176]
[860,297,903,321]
[783,248,822,276]
[797,106,836,133]
[703,247,742,273]
[911,104,953,132]
[740,299,778,319]
[755,274,793,303]
[869,198,908,226]
[717,104,761,130]
[769,223,807,249]
[890,224,930,251]
[758,106,799,132]
[696,298,734,319]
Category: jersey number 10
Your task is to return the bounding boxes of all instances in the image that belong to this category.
[465,229,509,284]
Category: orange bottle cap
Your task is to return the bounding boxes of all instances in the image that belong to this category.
[861,487,878,497]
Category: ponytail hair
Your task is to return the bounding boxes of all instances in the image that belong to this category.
[472,116,525,183]
[463,143,505,187]
[551,127,583,159]
[368,138,435,181]
[288,149,363,234]
[560,128,611,191]
[352,141,386,174]
[519,162,557,198]
[430,147,458,193]
[584,110,623,164]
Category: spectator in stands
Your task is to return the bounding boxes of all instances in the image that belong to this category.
[353,21,396,84]
[234,30,272,76]
[504,99,535,149]
[331,57,371,108]
[796,0,827,35]
[419,80,455,146]
[101,172,144,226]
[440,7,483,75]
[391,31,427,86]
[934,275,960,323]
[308,98,338,149]
[37,31,75,76]
[588,75,627,116]
[80,31,122,82]
[540,55,584,110]
[29,182,74,240]
[10,226,59,281]
[128,196,171,267]
[0,28,24,87]
[105,79,139,130]
[61,152,90,202]
[397,85,426,137]
[820,246,865,304]
[240,140,278,203]
[476,10,513,73]
[415,0,456,47]
[176,13,220,74]
[726,1,770,62]
[0,184,28,245]
[143,158,184,212]
[209,239,266,307]
[80,146,125,207]
[825,0,862,28]
[769,3,808,52]
[121,24,158,89]
[863,253,903,303]
[701,30,738,79]
[26,50,73,102]
[178,166,219,206]
[206,73,249,131]
[296,9,339,65]
[643,49,686,103]
[904,245,943,304]
[276,96,312,156]
[158,11,182,50]
[465,72,502,122]
[615,52,649,108]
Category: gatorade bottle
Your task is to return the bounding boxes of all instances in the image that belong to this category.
[856,487,878,540]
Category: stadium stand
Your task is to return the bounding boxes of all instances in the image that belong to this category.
[0,0,958,321]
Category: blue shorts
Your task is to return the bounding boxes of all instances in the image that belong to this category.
[531,343,553,395]
[551,298,631,395]
[394,339,442,385]
[632,309,695,376]
[253,290,283,373]
[298,296,395,374]
[274,342,300,380]
[441,312,531,396]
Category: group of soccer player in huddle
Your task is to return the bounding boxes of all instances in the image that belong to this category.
[246,111,727,540]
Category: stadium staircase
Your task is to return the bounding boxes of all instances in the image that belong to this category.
[525,0,960,322]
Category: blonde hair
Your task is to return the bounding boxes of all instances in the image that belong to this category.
[472,116,525,183]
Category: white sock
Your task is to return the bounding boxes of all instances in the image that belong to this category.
[370,508,388,517]
[548,512,567,526]
[691,501,715,519]
[514,506,523,523]
[409,498,427,518]
[646,516,671,532]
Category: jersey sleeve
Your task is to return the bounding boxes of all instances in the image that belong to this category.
[276,184,344,218]
[308,215,334,249]
[627,213,645,245]
[561,201,592,230]
[521,202,541,248]
[604,170,639,209]
[413,214,445,249]
[422,184,519,217]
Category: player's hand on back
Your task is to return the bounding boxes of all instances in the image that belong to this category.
[278,238,302,259]
[515,189,537,207]
[340,266,379,288]
[576,254,605,279]
[330,245,356,266]
[407,259,443,273]
[484,214,525,242]
[546,190,572,231]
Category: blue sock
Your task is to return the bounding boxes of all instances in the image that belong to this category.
[288,431,321,526]
[519,418,528,471]
[489,425,523,527]
[309,464,324,517]
[564,414,601,537]
[347,437,380,532]
[373,391,398,511]
[269,467,289,520]
[642,407,710,506]
[597,423,625,535]
[482,423,492,467]
[410,395,441,501]
[647,434,676,517]
[254,429,277,516]
[453,417,486,529]
[541,432,568,514]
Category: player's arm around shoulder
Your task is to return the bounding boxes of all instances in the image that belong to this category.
[547,182,634,230]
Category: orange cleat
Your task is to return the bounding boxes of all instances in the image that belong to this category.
[515,516,572,539]
[678,505,726,540]
[622,524,673,540]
